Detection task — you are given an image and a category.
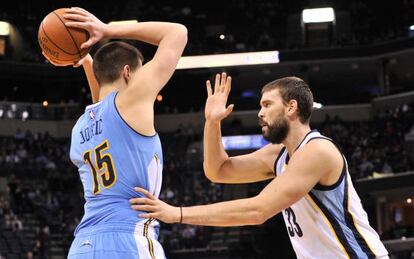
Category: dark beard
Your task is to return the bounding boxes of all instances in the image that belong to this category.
[262,118,289,144]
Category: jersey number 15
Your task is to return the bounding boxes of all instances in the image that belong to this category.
[83,140,117,195]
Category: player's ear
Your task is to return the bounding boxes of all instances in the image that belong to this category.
[287,99,297,116]
[122,65,131,83]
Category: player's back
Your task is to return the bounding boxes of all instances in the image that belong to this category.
[69,90,163,235]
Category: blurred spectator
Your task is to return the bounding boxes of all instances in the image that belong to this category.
[11,214,23,231]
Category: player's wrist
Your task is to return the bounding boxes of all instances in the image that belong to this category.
[103,23,114,38]
[176,206,183,224]
[205,119,221,126]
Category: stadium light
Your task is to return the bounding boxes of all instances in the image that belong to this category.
[313,102,323,109]
[177,51,279,69]
[22,111,29,121]
[109,20,138,26]
[302,8,335,23]
[410,25,414,31]
[0,21,10,36]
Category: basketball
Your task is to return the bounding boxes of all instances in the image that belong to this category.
[38,8,91,65]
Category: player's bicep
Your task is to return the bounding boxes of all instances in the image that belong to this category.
[139,52,180,95]
[255,145,331,218]
[127,32,187,100]
[218,144,281,184]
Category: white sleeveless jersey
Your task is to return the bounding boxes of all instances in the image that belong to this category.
[275,130,388,259]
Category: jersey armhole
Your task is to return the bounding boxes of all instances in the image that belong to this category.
[273,146,286,176]
[308,137,346,191]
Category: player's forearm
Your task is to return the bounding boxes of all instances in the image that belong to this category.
[104,22,187,47]
[182,180,294,227]
[203,120,229,180]
[181,197,266,227]
[81,55,100,103]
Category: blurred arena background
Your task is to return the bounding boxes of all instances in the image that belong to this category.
[0,0,413,258]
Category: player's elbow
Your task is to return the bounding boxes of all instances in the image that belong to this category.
[250,210,268,225]
[249,195,280,225]
[248,202,269,225]
[173,24,188,45]
[203,162,221,183]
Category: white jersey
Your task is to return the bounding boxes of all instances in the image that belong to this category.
[275,130,388,259]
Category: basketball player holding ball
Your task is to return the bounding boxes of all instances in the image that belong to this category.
[42,7,187,259]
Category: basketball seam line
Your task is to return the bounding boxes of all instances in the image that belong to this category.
[40,23,78,56]
[52,11,82,60]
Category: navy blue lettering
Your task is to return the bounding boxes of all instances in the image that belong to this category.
[80,131,86,144]
[79,117,104,144]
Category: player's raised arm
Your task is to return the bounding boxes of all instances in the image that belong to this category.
[105,22,187,100]
[74,54,100,103]
[64,7,187,101]
[64,7,187,135]
[203,73,279,183]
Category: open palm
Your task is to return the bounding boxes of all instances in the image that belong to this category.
[205,73,234,122]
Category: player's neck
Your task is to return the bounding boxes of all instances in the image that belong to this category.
[98,86,118,101]
[283,123,312,157]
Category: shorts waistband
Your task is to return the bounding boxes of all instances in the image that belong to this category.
[75,221,159,240]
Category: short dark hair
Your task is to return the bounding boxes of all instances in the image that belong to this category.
[261,76,314,123]
[92,41,144,85]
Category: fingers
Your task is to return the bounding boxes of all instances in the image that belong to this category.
[80,38,94,49]
[72,61,82,68]
[206,80,212,96]
[224,76,232,95]
[211,72,231,94]
[72,58,84,67]
[64,21,86,30]
[64,8,92,33]
[62,13,89,22]
[220,72,227,93]
[129,197,155,205]
[65,7,89,16]
[214,74,220,94]
[63,7,98,50]
[225,104,234,116]
[72,7,90,14]
[131,205,154,211]
[134,187,156,200]
[139,213,154,219]
[73,54,91,67]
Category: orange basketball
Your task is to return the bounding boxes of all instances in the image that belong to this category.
[38,8,91,65]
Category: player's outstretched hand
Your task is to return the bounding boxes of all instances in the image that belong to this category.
[130,187,181,224]
[205,72,234,123]
[63,7,107,49]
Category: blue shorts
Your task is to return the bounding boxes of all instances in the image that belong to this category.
[68,221,165,259]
